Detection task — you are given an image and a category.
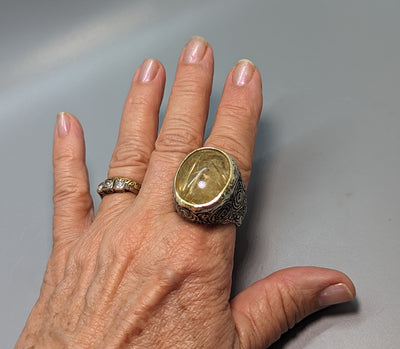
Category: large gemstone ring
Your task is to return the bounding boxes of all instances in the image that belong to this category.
[173,147,247,227]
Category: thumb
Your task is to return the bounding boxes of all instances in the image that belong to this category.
[231,266,356,349]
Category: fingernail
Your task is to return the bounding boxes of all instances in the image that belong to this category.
[139,58,159,82]
[57,112,70,137]
[183,36,208,63]
[318,283,355,307]
[233,59,255,86]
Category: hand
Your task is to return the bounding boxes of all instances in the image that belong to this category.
[16,36,355,349]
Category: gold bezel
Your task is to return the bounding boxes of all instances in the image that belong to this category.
[173,147,235,211]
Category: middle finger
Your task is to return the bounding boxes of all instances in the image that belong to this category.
[140,36,214,205]
[154,36,214,162]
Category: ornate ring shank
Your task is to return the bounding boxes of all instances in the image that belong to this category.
[173,147,247,227]
[97,177,141,198]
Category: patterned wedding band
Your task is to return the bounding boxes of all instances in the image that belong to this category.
[97,177,141,198]
[173,147,247,227]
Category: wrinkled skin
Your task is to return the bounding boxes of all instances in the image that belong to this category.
[16,37,355,349]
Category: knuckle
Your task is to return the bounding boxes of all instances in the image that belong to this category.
[124,94,154,113]
[219,101,253,119]
[164,231,224,278]
[147,265,186,293]
[53,178,90,205]
[109,143,150,173]
[168,249,200,278]
[276,279,305,331]
[53,143,79,163]
[172,75,210,98]
[155,124,202,154]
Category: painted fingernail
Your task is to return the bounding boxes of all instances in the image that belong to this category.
[57,112,70,137]
[233,59,255,86]
[318,283,355,307]
[183,36,208,63]
[139,58,159,82]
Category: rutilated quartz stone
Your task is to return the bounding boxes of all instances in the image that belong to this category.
[175,148,231,205]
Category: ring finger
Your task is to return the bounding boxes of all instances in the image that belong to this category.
[99,58,166,210]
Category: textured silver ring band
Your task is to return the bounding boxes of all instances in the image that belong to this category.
[97,177,141,198]
[173,147,247,227]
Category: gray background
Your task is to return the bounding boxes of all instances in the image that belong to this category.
[1,0,399,348]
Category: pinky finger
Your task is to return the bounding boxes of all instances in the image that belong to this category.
[52,112,93,256]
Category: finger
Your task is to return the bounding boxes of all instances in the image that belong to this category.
[205,59,263,186]
[108,58,165,181]
[231,267,356,349]
[102,59,165,207]
[154,36,213,164]
[53,112,93,245]
[49,112,93,285]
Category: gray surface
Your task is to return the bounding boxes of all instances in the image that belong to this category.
[1,0,399,348]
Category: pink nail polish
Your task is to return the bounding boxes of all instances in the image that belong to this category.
[57,112,70,137]
[139,58,159,82]
[233,59,255,86]
[318,283,355,307]
[183,36,208,63]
